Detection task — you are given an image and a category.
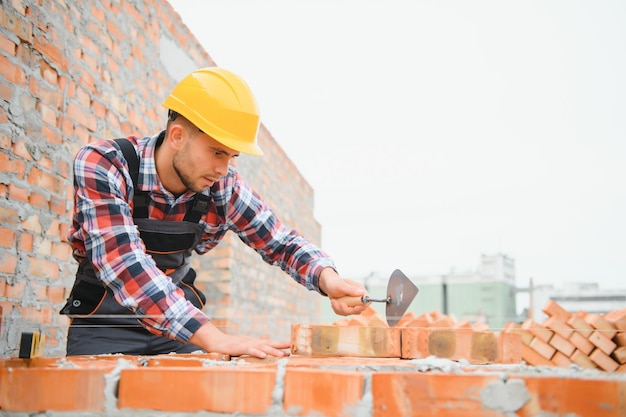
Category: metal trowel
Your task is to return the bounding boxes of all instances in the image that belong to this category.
[338,269,419,327]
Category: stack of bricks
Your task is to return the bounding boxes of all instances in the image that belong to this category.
[504,301,626,372]
[292,303,626,373]
[291,306,522,364]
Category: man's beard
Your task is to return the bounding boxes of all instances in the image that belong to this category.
[172,152,205,193]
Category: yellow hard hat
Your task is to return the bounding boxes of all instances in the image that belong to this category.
[162,67,263,156]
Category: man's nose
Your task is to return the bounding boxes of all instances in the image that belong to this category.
[215,159,230,177]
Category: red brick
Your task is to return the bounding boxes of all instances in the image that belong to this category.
[118,367,275,413]
[567,314,595,337]
[569,331,595,355]
[372,372,502,417]
[27,256,58,279]
[0,227,14,248]
[0,35,16,55]
[7,182,28,202]
[0,367,107,411]
[589,330,618,355]
[3,281,26,299]
[521,344,553,366]
[543,315,574,339]
[542,300,571,322]
[548,334,575,357]
[514,375,625,417]
[522,319,553,343]
[589,349,620,372]
[551,351,573,367]
[604,309,626,331]
[612,346,626,364]
[586,314,618,339]
[505,322,533,345]
[19,232,33,252]
[529,336,556,360]
[284,368,363,416]
[146,353,230,367]
[33,34,67,71]
[291,324,401,358]
[497,331,522,364]
[401,327,469,361]
[570,349,597,369]
[0,252,18,274]
[613,332,626,348]
[20,305,54,323]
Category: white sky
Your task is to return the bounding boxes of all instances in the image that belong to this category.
[168,0,626,290]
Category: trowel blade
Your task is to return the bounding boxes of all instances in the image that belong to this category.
[385,269,419,327]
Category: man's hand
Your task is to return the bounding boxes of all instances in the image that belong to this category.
[189,322,290,359]
[318,267,370,316]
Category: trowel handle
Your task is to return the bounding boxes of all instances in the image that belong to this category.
[334,295,369,307]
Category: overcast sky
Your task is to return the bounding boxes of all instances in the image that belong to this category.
[167,0,626,290]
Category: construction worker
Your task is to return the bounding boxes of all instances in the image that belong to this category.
[61,67,368,357]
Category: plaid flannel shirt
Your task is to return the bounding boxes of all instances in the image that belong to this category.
[68,132,335,342]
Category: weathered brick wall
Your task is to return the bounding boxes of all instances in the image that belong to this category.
[0,0,321,357]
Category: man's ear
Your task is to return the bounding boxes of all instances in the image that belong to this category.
[167,124,185,150]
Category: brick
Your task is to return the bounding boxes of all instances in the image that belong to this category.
[589,330,618,355]
[401,327,469,361]
[513,375,626,417]
[118,367,275,413]
[0,367,108,411]
[8,182,28,202]
[284,368,363,417]
[586,314,617,339]
[344,306,388,327]
[611,346,626,365]
[0,252,18,274]
[505,322,533,345]
[497,331,522,364]
[145,352,230,367]
[604,308,626,330]
[543,315,574,339]
[570,349,597,369]
[614,332,626,347]
[551,351,573,367]
[396,311,433,328]
[291,324,401,358]
[0,227,14,248]
[567,315,594,338]
[529,336,556,360]
[429,316,456,328]
[395,311,418,327]
[4,281,26,299]
[373,372,502,416]
[522,319,553,343]
[524,343,553,367]
[542,300,571,321]
[589,348,620,372]
[569,331,595,355]
[548,334,575,357]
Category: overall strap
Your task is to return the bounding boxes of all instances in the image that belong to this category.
[183,193,212,223]
[114,138,149,218]
[113,137,211,222]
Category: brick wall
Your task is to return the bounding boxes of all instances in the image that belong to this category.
[0,0,322,357]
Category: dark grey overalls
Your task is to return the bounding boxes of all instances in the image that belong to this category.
[61,137,209,355]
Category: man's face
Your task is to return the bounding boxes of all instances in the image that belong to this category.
[172,129,239,193]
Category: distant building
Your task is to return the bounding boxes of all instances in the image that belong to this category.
[528,282,626,322]
[362,253,519,330]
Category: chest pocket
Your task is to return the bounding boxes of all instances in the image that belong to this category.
[134,218,204,271]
